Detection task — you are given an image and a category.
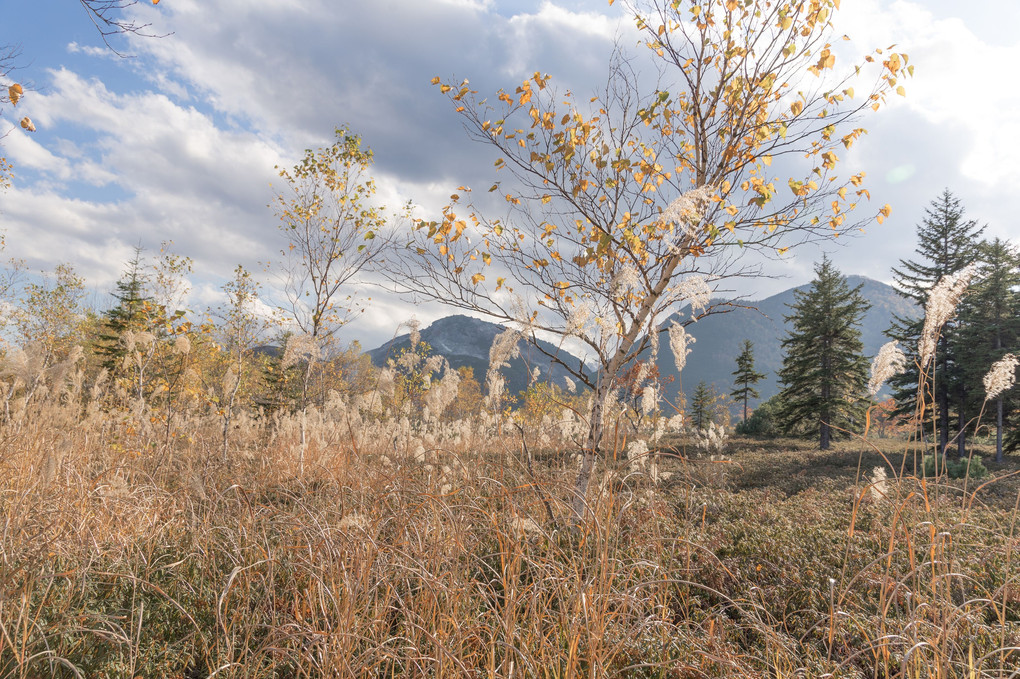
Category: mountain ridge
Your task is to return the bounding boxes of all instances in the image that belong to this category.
[363,276,916,410]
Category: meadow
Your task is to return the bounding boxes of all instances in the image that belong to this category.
[2,385,1017,678]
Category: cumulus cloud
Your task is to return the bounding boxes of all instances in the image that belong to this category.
[0,0,1016,346]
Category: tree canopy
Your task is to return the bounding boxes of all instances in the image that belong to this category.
[777,256,870,450]
[394,0,909,519]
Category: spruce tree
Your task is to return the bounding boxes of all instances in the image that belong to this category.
[730,339,765,424]
[95,249,153,373]
[885,190,984,457]
[777,256,870,450]
[690,380,715,430]
[958,238,1020,462]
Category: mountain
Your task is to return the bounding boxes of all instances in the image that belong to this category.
[365,277,915,411]
[365,315,588,398]
[651,275,917,410]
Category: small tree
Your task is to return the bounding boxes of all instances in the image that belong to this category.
[401,0,908,520]
[274,128,390,474]
[690,380,716,430]
[210,265,271,462]
[95,248,153,373]
[3,263,87,423]
[778,256,870,450]
[730,339,765,424]
[446,366,483,421]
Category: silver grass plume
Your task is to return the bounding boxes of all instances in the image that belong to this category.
[983,353,1018,401]
[868,341,906,397]
[918,265,975,370]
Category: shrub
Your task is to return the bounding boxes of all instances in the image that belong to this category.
[922,453,989,479]
[736,395,781,437]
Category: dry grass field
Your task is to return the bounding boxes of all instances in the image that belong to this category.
[2,394,1017,678]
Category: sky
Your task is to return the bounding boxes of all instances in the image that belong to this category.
[1,0,1018,350]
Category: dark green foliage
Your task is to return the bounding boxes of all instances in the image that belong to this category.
[730,339,765,424]
[957,238,1020,462]
[690,380,715,430]
[94,249,153,372]
[885,190,985,457]
[735,394,781,437]
[921,453,989,479]
[777,256,870,450]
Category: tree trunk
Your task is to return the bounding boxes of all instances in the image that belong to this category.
[956,395,966,459]
[996,397,1004,464]
[938,340,952,458]
[570,379,608,522]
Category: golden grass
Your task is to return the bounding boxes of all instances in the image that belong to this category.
[1,393,1018,677]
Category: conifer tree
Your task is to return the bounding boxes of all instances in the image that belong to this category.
[885,190,984,457]
[778,256,870,450]
[730,339,765,424]
[94,249,153,373]
[958,238,1020,462]
[690,380,715,431]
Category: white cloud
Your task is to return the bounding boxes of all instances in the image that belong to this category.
[2,0,1017,344]
[837,0,1020,187]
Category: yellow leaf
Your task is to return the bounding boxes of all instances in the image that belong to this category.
[790,100,803,116]
[777,247,789,255]
[471,273,485,285]
[430,76,441,85]
[19,117,35,132]
[8,83,23,106]
[896,85,906,96]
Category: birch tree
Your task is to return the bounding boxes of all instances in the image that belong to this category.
[397,0,909,521]
[274,128,389,474]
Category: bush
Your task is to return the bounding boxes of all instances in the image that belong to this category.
[736,395,781,437]
[922,453,989,479]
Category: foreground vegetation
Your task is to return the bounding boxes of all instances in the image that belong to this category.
[3,392,1017,678]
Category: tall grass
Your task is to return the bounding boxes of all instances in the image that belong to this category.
[0,338,1017,677]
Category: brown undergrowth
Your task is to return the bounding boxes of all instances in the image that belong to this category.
[1,402,1018,678]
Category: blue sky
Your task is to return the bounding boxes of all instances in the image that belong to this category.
[2,0,1019,349]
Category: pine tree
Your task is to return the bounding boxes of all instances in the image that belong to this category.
[958,238,1020,462]
[690,380,715,430]
[730,339,765,424]
[778,256,870,450]
[94,249,153,373]
[885,190,984,457]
